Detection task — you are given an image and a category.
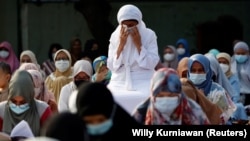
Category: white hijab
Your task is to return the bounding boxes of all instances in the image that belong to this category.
[110,4,156,90]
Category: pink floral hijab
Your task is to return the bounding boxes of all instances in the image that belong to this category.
[0,41,20,73]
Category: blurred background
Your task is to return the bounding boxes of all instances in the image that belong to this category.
[0,0,249,64]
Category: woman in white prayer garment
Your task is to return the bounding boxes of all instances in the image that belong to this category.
[107,4,160,114]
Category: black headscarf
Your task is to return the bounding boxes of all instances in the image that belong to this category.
[43,112,88,141]
[76,82,113,118]
[76,82,143,141]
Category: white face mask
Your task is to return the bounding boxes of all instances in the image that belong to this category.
[189,73,206,85]
[163,53,175,61]
[122,24,136,33]
[55,60,70,72]
[0,50,9,59]
[34,88,41,98]
[177,48,185,55]
[219,63,229,73]
[154,96,179,115]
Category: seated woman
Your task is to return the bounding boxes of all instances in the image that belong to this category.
[27,69,58,114]
[215,52,248,122]
[76,82,142,140]
[177,57,223,124]
[132,68,210,125]
[187,54,235,124]
[92,56,111,85]
[0,70,52,136]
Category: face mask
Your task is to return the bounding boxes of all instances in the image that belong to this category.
[55,60,70,72]
[154,96,179,115]
[189,73,206,85]
[177,48,185,55]
[235,55,248,63]
[105,70,112,80]
[9,102,30,115]
[163,53,175,61]
[74,79,88,88]
[86,104,116,136]
[0,50,9,59]
[34,88,41,98]
[219,63,229,73]
[122,24,136,33]
[87,119,113,135]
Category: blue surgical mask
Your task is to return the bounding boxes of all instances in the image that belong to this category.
[9,102,30,115]
[189,73,206,85]
[86,105,116,136]
[87,119,113,135]
[235,55,248,63]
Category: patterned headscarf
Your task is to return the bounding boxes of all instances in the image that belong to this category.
[145,68,209,125]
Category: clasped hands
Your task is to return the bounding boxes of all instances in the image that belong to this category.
[116,25,142,59]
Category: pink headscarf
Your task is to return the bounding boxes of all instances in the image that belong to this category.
[27,69,55,102]
[0,41,20,73]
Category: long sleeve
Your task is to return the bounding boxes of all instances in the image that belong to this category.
[58,84,72,112]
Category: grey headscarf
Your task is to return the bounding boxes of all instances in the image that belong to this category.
[205,54,236,100]
[162,45,178,69]
[3,70,40,136]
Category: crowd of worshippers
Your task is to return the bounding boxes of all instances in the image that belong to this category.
[0,3,250,141]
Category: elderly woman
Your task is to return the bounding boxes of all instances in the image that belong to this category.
[132,68,210,125]
[187,54,235,124]
[45,49,73,103]
[0,70,52,136]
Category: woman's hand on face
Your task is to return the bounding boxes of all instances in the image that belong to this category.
[117,26,129,59]
[95,69,108,82]
[130,27,142,52]
[119,25,129,47]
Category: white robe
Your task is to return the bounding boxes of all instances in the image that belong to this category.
[107,5,160,114]
[58,81,77,112]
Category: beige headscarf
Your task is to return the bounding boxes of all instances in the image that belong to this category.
[176,57,189,78]
[216,52,233,78]
[20,50,40,68]
[45,49,73,103]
